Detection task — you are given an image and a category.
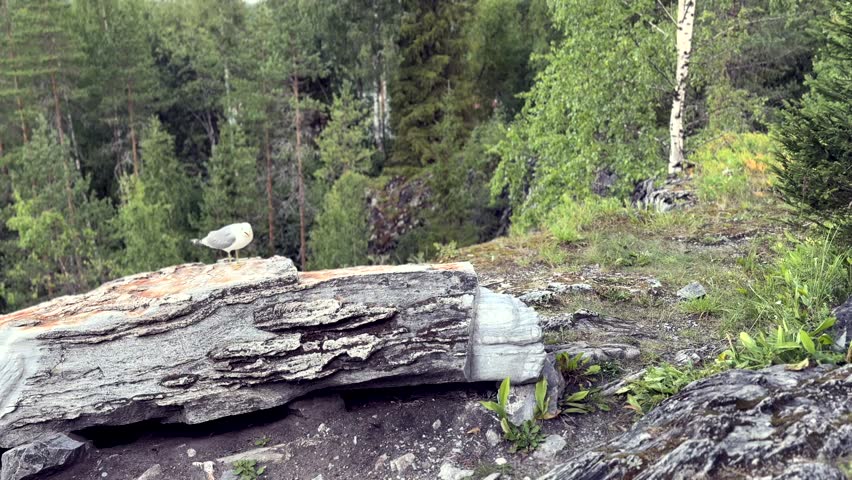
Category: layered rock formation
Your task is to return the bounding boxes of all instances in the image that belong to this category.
[0,257,545,449]
[540,364,852,480]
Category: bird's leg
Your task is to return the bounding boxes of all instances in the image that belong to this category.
[236,249,240,262]
[226,251,232,263]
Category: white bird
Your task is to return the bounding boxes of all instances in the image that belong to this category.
[191,222,254,262]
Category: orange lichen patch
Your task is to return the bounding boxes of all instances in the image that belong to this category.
[300,262,473,285]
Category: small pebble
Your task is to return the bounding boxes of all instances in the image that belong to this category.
[186,448,196,458]
[495,457,507,466]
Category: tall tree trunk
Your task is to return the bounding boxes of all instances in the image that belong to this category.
[668,0,697,175]
[50,72,65,146]
[292,75,306,270]
[264,124,275,256]
[2,0,27,143]
[127,80,139,176]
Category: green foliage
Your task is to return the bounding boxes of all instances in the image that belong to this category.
[308,172,371,270]
[197,122,262,253]
[561,388,610,415]
[617,363,714,415]
[389,0,472,167]
[503,418,545,453]
[555,352,601,386]
[480,377,547,453]
[3,118,111,308]
[533,378,554,420]
[692,133,773,204]
[730,233,852,332]
[718,318,843,370]
[253,435,271,447]
[588,233,654,268]
[112,177,183,275]
[546,197,626,243]
[773,2,852,242]
[316,82,375,184]
[491,0,671,228]
[232,460,266,480]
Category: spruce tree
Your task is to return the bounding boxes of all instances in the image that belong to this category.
[111,117,195,274]
[774,2,852,240]
[5,117,110,304]
[389,0,472,167]
[316,83,375,184]
[309,171,371,270]
[113,176,183,274]
[197,122,261,257]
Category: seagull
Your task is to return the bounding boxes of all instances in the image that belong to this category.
[192,222,254,262]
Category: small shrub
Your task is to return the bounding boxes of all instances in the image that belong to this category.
[556,352,601,386]
[547,197,626,243]
[253,435,271,447]
[232,460,266,480]
[433,241,460,262]
[538,240,568,267]
[480,377,550,452]
[692,133,773,204]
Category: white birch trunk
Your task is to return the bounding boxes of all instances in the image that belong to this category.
[668,0,697,175]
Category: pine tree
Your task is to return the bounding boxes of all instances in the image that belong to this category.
[3,0,81,147]
[389,0,472,167]
[309,171,371,270]
[73,0,161,177]
[774,2,852,240]
[197,122,262,257]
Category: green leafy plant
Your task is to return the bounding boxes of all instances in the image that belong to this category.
[232,460,266,480]
[480,377,549,452]
[480,377,512,422]
[503,419,545,453]
[556,352,602,386]
[561,388,611,414]
[533,378,556,420]
[617,363,715,415]
[718,318,842,369]
[253,435,271,447]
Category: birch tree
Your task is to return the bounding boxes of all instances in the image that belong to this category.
[668,0,696,175]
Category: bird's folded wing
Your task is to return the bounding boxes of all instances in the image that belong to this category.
[203,228,236,249]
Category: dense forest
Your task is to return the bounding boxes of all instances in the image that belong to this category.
[0,0,847,313]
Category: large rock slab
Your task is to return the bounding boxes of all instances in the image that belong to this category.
[0,433,89,480]
[540,364,852,479]
[0,258,543,448]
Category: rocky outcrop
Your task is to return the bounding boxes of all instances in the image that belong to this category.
[540,364,852,479]
[0,433,90,480]
[831,296,852,356]
[0,257,544,449]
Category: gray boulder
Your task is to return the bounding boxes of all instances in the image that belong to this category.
[830,297,852,354]
[676,281,707,300]
[540,364,852,479]
[1,433,89,480]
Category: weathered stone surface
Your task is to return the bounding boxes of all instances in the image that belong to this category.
[506,384,537,425]
[548,342,641,362]
[0,258,544,449]
[0,433,89,480]
[390,452,416,473]
[540,365,852,480]
[542,354,565,416]
[676,281,707,300]
[533,435,566,461]
[830,296,852,354]
[465,288,545,384]
[438,462,474,480]
[136,464,163,480]
[519,290,554,306]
